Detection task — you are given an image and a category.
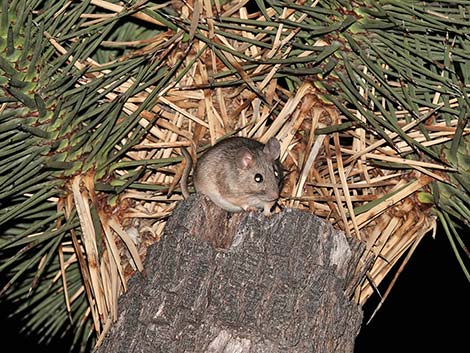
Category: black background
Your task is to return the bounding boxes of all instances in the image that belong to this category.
[355,227,469,352]
[1,227,468,352]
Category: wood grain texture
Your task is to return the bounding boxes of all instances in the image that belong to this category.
[97,194,365,353]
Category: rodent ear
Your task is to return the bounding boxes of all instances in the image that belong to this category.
[238,149,255,169]
[264,137,281,160]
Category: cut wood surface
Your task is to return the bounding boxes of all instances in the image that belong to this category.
[97,195,366,353]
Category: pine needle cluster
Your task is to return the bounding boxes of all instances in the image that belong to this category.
[0,0,469,350]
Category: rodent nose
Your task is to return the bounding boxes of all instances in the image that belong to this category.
[266,189,279,201]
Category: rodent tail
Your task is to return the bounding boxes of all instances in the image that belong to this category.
[180,147,193,199]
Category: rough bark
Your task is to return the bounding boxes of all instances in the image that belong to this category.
[96,194,365,353]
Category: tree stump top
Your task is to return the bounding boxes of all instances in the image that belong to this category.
[97,195,365,353]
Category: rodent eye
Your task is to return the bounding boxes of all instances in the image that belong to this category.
[274,169,279,178]
[254,173,263,183]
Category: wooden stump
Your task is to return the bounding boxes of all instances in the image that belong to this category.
[97,194,365,353]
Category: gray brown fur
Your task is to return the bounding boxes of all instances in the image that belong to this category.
[181,136,282,215]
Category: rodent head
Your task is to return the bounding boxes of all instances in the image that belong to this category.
[235,137,282,203]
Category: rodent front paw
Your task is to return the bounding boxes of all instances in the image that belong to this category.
[263,204,274,216]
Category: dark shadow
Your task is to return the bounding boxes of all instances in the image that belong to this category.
[355,225,469,352]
